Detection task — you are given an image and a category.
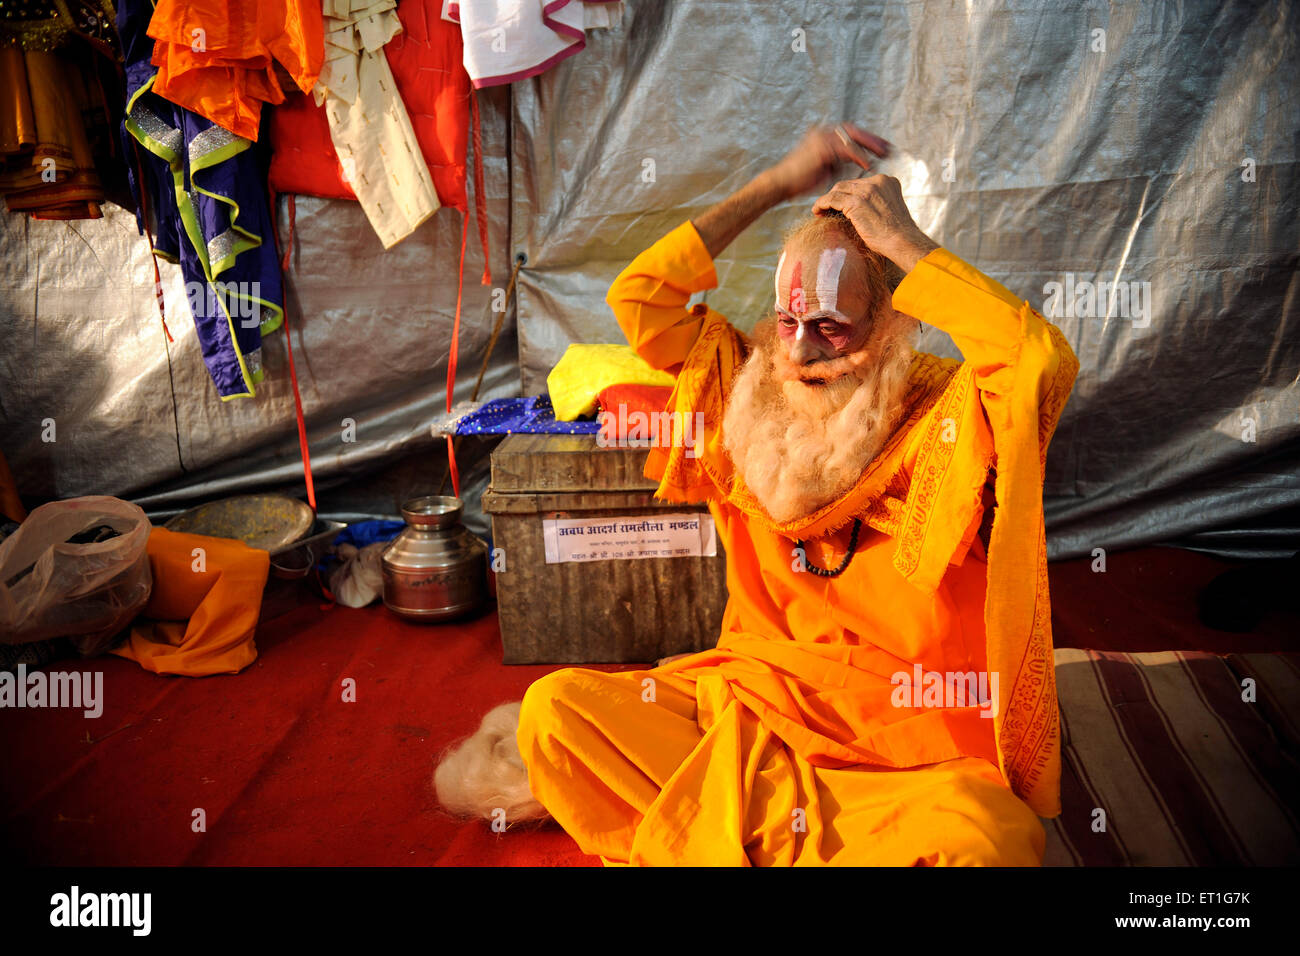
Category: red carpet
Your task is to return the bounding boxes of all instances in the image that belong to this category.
[1,591,613,866]
[1,546,1295,866]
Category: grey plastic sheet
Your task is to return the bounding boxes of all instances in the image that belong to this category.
[1,0,1297,560]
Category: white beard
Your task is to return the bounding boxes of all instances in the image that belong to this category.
[721,309,918,524]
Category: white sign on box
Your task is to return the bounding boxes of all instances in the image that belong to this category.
[542,512,717,564]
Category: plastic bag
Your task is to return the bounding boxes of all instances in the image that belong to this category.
[0,496,153,654]
[328,540,387,608]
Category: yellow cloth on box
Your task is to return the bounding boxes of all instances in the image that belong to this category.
[518,221,1078,865]
[546,343,676,421]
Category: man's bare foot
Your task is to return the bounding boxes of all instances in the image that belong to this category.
[655,652,694,668]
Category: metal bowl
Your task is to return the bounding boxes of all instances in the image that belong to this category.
[164,494,315,552]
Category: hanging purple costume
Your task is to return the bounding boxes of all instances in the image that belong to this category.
[118,0,284,400]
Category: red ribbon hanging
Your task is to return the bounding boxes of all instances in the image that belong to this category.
[278,193,317,512]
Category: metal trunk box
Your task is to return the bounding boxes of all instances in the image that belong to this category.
[481,434,727,664]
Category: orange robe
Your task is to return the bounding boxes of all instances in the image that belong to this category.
[517,221,1079,865]
[146,0,323,142]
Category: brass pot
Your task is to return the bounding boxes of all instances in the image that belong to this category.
[381,496,488,622]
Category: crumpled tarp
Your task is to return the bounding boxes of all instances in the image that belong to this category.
[0,1,1296,559]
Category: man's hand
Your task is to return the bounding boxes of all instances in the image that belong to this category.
[691,123,892,260]
[811,175,940,274]
[764,123,891,201]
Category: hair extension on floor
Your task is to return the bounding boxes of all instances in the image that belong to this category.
[433,701,550,823]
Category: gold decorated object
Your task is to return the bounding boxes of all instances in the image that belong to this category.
[0,0,117,53]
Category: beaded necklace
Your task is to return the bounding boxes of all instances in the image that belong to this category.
[796,518,862,578]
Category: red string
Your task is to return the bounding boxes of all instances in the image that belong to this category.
[149,250,172,343]
[441,88,491,498]
[281,305,317,512]
[445,209,469,498]
[277,193,317,512]
[129,142,173,343]
[445,434,460,497]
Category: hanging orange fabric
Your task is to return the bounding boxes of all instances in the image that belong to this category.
[147,0,324,142]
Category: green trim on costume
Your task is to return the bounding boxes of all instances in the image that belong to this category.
[192,184,260,274]
[125,74,271,400]
[259,309,284,337]
[212,270,258,398]
[189,137,246,175]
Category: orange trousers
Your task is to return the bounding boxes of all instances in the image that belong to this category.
[518,664,1045,866]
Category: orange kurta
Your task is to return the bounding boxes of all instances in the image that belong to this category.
[518,221,1078,865]
[146,0,323,142]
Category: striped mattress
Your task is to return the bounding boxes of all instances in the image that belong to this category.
[1043,649,1300,866]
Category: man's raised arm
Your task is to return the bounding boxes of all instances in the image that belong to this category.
[813,174,1078,429]
[608,124,892,372]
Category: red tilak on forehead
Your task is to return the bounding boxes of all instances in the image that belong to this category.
[789,259,807,315]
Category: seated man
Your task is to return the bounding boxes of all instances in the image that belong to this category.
[436,123,1079,866]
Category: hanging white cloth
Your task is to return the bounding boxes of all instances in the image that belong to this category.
[315,0,441,248]
[442,0,624,88]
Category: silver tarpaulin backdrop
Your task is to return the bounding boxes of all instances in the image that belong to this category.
[1,0,1297,558]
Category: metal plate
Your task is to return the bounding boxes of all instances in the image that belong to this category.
[164,494,315,552]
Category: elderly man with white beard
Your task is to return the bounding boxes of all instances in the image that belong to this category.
[435,123,1079,867]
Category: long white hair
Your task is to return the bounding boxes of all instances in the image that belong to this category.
[433,702,549,822]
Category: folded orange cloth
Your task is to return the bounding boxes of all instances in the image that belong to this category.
[112,527,269,676]
[596,383,674,443]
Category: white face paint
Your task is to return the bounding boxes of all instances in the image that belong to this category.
[815,247,848,314]
[774,251,787,305]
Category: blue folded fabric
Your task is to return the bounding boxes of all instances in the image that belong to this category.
[335,520,407,549]
[453,396,600,435]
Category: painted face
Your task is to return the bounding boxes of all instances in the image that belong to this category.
[774,246,866,358]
